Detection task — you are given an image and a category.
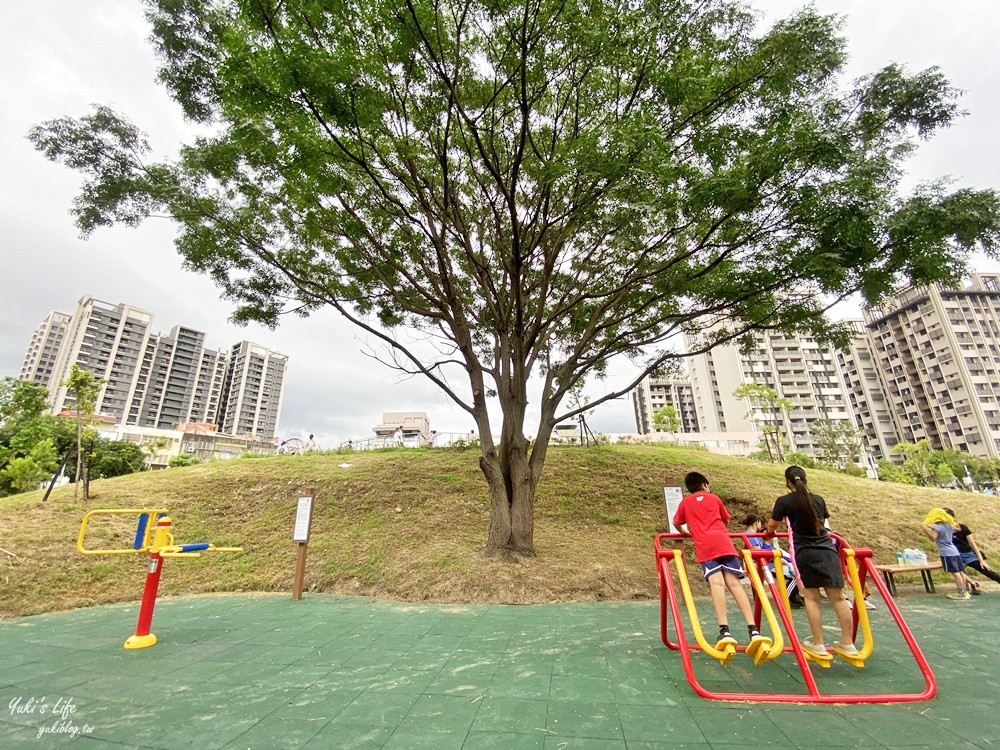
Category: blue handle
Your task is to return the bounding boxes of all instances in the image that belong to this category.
[178,543,210,552]
[133,515,149,550]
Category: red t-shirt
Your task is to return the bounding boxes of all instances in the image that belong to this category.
[673,492,738,563]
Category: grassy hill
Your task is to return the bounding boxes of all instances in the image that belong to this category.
[2,443,999,619]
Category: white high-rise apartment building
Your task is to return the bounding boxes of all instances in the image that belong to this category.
[861,273,1000,458]
[218,341,288,440]
[632,375,700,434]
[20,295,287,441]
[687,328,855,458]
[19,310,71,387]
[835,319,900,462]
[47,296,156,423]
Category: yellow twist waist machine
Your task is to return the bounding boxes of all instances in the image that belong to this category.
[77,508,242,648]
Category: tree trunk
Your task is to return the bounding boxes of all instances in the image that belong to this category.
[481,436,538,558]
[74,414,81,501]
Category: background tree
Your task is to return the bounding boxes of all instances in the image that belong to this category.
[30,1,1000,556]
[86,439,147,480]
[652,406,682,436]
[810,418,862,471]
[0,378,50,428]
[169,454,201,469]
[892,440,935,486]
[0,379,74,497]
[142,436,171,469]
[733,383,792,462]
[61,364,104,500]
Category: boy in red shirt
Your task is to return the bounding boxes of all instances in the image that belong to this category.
[673,471,763,648]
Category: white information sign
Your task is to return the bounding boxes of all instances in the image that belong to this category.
[663,486,684,533]
[292,495,313,542]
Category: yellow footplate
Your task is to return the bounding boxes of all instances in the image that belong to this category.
[745,637,773,666]
[802,648,834,669]
[831,646,866,668]
[715,637,738,666]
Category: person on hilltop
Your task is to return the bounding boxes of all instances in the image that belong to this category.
[673,472,765,650]
[766,466,859,659]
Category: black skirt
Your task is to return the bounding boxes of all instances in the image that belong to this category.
[795,546,845,589]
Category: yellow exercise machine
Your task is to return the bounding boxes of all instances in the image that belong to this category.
[77,508,242,648]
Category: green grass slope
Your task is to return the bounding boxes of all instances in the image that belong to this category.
[2,443,998,618]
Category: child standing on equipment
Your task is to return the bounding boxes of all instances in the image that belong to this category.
[673,472,764,649]
[742,513,805,608]
[766,466,858,659]
[921,508,970,600]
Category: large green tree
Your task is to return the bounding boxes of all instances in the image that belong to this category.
[29,0,1000,556]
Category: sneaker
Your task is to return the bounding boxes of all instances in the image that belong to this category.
[864,599,877,610]
[830,642,860,657]
[748,628,764,643]
[947,590,972,601]
[801,639,829,657]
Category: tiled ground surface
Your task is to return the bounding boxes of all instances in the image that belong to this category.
[1,589,996,749]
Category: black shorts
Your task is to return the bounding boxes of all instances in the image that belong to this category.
[795,547,844,589]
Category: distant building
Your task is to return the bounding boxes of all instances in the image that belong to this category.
[218,341,288,440]
[92,421,275,467]
[19,310,71,387]
[686,327,855,458]
[20,294,288,441]
[836,319,899,462]
[860,273,1000,458]
[631,374,700,435]
[373,412,430,446]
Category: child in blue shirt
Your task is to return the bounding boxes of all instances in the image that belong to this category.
[921,507,969,601]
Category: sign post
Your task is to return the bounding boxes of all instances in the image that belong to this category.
[292,492,313,600]
[663,486,683,533]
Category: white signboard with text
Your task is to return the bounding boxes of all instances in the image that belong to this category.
[292,495,313,542]
[663,486,684,533]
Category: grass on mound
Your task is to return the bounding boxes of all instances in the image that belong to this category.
[1,443,998,618]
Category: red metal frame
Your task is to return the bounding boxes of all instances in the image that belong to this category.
[655,532,937,703]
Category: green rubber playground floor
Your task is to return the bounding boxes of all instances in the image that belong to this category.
[1,589,997,749]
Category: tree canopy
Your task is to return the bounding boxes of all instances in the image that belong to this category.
[29,0,1000,555]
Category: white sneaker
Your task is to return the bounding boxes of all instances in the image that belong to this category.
[831,642,860,657]
[864,599,877,611]
[801,639,829,657]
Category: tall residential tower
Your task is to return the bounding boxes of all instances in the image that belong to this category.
[19,295,288,441]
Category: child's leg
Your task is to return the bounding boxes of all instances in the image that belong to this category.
[952,571,965,591]
[723,570,757,626]
[824,586,854,646]
[708,571,729,629]
[802,587,825,646]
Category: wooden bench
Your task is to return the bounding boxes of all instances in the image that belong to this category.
[873,562,943,596]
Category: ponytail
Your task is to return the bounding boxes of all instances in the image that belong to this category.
[785,465,821,535]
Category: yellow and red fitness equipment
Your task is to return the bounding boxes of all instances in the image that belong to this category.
[77,508,242,649]
[655,531,937,703]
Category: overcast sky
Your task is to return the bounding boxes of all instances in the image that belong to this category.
[3,1,999,449]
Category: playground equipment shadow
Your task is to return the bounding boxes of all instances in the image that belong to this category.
[1,591,996,749]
